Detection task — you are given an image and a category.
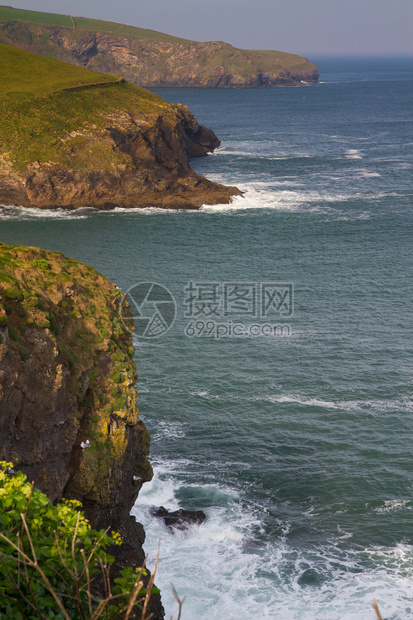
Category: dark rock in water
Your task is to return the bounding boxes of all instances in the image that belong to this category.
[152,506,206,529]
[297,568,326,587]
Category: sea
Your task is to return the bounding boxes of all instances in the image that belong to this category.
[0,57,412,619]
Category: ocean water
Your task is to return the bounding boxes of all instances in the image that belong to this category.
[1,57,412,619]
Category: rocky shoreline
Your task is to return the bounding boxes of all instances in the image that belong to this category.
[0,98,241,210]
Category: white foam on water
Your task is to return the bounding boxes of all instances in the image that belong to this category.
[132,461,413,620]
[0,204,197,220]
[267,155,314,161]
[267,394,339,408]
[334,212,371,220]
[158,386,412,415]
[394,162,413,170]
[102,206,192,215]
[353,169,381,178]
[0,204,91,220]
[210,149,314,161]
[374,500,412,513]
[2,184,398,220]
[200,186,356,214]
[345,149,363,160]
[190,389,210,397]
[259,393,413,413]
[155,420,187,440]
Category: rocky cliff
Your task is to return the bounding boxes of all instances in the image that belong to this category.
[0,242,162,616]
[0,6,319,88]
[0,44,240,210]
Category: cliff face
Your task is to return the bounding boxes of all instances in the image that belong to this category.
[0,243,161,612]
[1,100,239,210]
[0,13,319,88]
[0,44,241,210]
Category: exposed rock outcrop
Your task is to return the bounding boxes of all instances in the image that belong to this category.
[0,243,163,616]
[152,506,207,530]
[0,12,319,88]
[7,103,239,210]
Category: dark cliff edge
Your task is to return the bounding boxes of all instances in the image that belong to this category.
[0,6,319,89]
[0,243,163,618]
[0,44,241,211]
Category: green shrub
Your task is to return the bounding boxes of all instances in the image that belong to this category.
[32,259,50,270]
[4,287,22,300]
[0,462,158,619]
[47,310,59,335]
[7,324,20,341]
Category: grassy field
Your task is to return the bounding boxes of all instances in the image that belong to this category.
[0,44,167,171]
[0,43,120,101]
[0,5,71,27]
[0,5,191,43]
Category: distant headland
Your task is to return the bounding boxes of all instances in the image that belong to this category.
[0,5,319,88]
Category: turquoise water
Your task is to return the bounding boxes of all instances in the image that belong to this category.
[0,58,412,619]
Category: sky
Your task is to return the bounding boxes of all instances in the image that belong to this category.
[10,0,413,57]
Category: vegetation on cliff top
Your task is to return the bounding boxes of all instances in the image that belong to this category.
[0,241,133,390]
[0,42,119,100]
[0,43,166,172]
[0,4,192,43]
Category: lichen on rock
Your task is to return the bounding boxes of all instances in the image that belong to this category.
[0,243,151,529]
[0,241,164,616]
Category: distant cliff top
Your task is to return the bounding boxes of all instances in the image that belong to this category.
[0,5,318,88]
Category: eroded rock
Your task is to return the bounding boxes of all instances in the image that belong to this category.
[151,505,207,529]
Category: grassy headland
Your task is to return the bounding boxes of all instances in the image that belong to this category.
[0,44,240,208]
[0,5,318,88]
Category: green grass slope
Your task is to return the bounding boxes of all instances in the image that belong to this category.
[0,43,120,101]
[0,43,165,170]
[0,5,191,43]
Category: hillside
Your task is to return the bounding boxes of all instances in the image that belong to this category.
[0,5,319,88]
[0,44,240,209]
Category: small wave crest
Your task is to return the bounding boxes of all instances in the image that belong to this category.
[263,393,412,412]
[0,204,92,220]
[345,149,363,160]
[373,500,412,513]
